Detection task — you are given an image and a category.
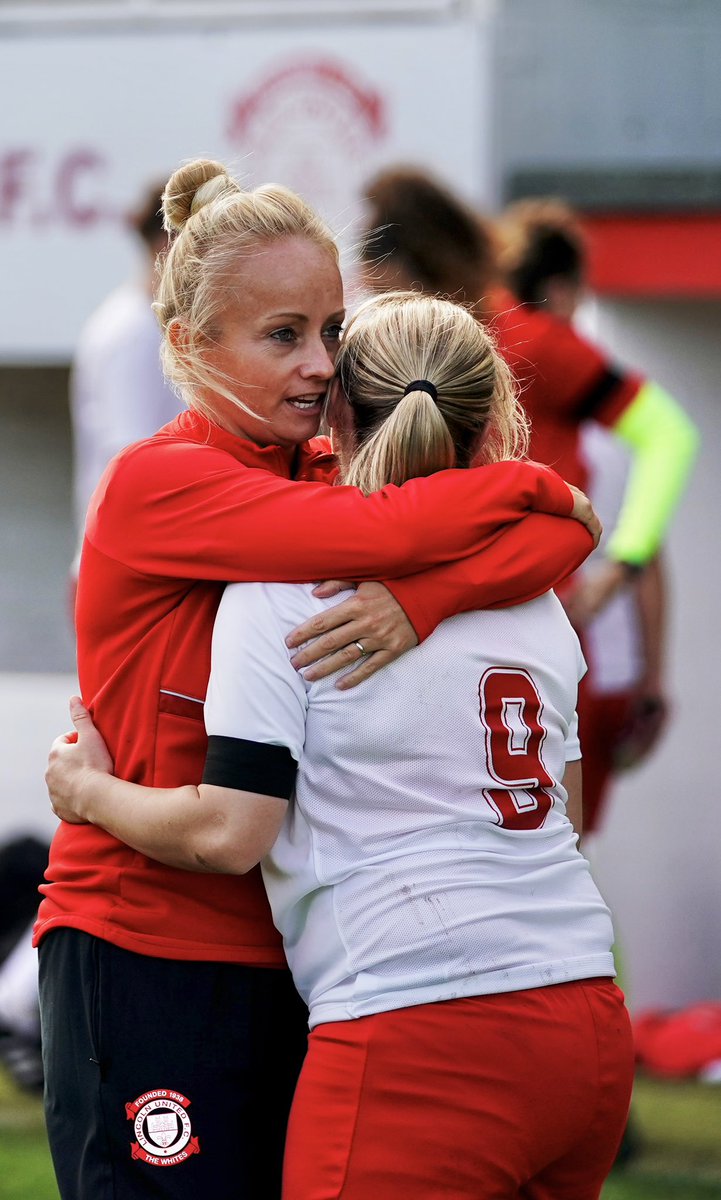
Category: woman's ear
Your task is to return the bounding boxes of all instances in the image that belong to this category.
[167,317,193,362]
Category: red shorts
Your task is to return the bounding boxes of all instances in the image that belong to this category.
[283,978,633,1200]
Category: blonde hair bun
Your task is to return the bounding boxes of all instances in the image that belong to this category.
[162,159,240,232]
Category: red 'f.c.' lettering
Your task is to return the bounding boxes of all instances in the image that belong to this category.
[0,150,35,222]
[479,668,554,831]
[57,150,106,227]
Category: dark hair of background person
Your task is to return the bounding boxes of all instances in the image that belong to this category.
[497,198,586,308]
[128,181,168,250]
[359,166,498,311]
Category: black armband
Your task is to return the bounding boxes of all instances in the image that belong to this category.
[576,366,626,420]
[202,736,297,800]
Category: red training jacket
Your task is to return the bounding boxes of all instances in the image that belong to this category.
[490,290,644,491]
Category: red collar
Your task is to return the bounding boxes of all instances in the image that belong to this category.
[166,410,336,481]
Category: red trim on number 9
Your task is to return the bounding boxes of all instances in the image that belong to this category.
[479,668,554,831]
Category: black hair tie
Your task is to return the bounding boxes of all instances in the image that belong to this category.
[403,379,438,402]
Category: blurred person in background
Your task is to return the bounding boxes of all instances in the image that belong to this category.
[48,291,632,1200]
[69,179,183,579]
[0,835,48,1094]
[496,197,670,835]
[359,167,697,833]
[496,198,681,1168]
[37,156,597,1200]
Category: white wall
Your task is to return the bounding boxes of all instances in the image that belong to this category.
[0,674,73,843]
[582,298,721,1013]
[0,13,493,360]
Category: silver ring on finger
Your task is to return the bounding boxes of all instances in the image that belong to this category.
[354,640,369,656]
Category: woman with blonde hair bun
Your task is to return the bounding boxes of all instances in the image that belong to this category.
[48,291,629,1200]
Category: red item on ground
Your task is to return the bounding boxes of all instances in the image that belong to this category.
[634,1003,721,1079]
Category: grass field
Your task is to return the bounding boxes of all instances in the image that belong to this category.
[0,1070,57,1200]
[0,1068,719,1199]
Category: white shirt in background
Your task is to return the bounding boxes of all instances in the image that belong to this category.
[70,279,184,541]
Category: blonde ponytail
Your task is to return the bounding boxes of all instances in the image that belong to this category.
[336,292,528,494]
[344,388,456,493]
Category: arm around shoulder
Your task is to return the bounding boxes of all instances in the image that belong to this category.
[88,437,576,586]
[46,697,288,873]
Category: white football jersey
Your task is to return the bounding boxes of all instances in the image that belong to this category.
[205,583,616,1029]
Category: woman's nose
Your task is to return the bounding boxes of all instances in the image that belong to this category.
[300,339,336,381]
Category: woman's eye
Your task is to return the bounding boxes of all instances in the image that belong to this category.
[270,327,297,344]
[323,324,344,342]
